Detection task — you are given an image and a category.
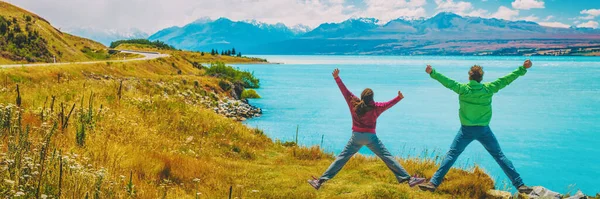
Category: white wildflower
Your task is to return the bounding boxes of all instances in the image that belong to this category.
[4,179,15,185]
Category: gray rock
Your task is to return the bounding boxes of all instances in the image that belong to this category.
[565,190,586,199]
[528,186,561,199]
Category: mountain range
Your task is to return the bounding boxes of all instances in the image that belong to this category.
[148,12,600,55]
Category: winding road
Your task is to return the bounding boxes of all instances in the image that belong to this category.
[0,50,169,68]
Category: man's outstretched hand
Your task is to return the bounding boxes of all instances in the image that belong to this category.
[398,91,404,99]
[332,68,340,78]
[523,60,532,69]
[426,65,433,74]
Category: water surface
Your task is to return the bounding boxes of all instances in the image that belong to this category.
[237,55,600,194]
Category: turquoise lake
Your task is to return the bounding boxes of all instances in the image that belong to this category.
[235,55,600,194]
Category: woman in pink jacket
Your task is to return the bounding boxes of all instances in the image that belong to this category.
[308,68,425,190]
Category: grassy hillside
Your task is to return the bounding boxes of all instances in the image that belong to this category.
[0,2,114,64]
[0,47,501,198]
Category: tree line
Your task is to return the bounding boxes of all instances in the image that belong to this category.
[210,48,242,57]
[109,39,176,50]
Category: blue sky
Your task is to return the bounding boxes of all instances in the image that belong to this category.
[5,0,600,34]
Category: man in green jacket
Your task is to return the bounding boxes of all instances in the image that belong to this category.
[418,60,533,193]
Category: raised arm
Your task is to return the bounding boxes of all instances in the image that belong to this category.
[375,91,403,113]
[426,65,468,94]
[485,60,531,93]
[333,68,356,104]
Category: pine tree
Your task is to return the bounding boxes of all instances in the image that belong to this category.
[232,48,236,55]
[237,52,242,57]
[226,50,231,56]
[221,50,224,55]
[201,52,204,56]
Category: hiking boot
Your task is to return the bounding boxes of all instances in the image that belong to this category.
[518,185,533,194]
[408,175,426,187]
[418,182,437,192]
[307,176,324,190]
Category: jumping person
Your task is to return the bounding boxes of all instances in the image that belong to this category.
[418,60,534,193]
[308,68,425,190]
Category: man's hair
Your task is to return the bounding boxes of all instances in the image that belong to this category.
[469,65,484,83]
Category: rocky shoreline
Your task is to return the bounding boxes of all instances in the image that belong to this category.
[83,72,263,121]
[209,98,261,121]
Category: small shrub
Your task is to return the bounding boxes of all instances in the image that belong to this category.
[241,89,260,99]
[206,62,259,88]
[281,141,296,147]
[218,80,231,91]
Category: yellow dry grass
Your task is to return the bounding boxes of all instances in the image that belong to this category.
[0,53,499,198]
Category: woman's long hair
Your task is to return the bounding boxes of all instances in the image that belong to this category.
[353,88,374,116]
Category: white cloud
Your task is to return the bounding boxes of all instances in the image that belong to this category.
[434,0,489,17]
[579,9,600,20]
[576,20,599,28]
[538,22,570,28]
[463,9,489,17]
[519,15,539,22]
[491,6,520,20]
[580,15,596,20]
[4,0,358,34]
[360,0,428,22]
[511,0,545,10]
[544,15,554,21]
[580,9,600,17]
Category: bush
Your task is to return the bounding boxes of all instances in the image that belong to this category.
[218,80,232,91]
[81,46,109,60]
[206,62,259,89]
[241,89,260,99]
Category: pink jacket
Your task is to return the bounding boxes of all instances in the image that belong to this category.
[335,76,402,134]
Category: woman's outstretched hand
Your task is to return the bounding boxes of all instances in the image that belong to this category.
[426,65,432,74]
[398,91,404,99]
[332,68,340,78]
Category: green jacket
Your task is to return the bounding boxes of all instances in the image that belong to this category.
[430,66,528,126]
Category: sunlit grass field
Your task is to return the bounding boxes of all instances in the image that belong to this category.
[0,51,500,198]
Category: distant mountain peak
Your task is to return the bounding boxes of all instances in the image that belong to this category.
[192,17,213,24]
[345,17,379,24]
[435,12,462,17]
[290,24,312,34]
[430,12,463,21]
[214,17,233,23]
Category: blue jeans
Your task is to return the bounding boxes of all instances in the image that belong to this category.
[320,132,411,183]
[431,126,524,188]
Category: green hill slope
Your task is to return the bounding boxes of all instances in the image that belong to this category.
[0,1,108,64]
